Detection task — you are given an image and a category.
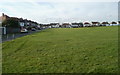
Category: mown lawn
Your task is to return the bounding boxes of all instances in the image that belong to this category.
[2,26,118,73]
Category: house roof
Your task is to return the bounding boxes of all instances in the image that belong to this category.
[92,22,100,24]
[50,23,59,25]
[84,22,90,24]
[0,13,10,21]
[102,22,109,24]
[43,24,51,26]
[3,14,10,18]
[72,23,81,25]
[111,21,117,24]
[19,18,24,22]
[11,17,19,21]
[2,13,39,24]
[62,23,70,25]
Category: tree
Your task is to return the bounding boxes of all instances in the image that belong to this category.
[79,22,83,27]
[2,18,20,28]
[118,21,120,24]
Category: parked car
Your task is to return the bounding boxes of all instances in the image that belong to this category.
[21,29,28,33]
[37,27,42,30]
[31,28,36,31]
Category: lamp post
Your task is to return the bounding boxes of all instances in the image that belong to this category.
[4,25,6,35]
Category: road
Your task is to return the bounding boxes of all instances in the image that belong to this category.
[1,30,42,43]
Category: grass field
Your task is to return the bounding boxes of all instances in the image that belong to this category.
[2,26,118,73]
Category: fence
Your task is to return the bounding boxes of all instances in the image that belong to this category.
[6,27,20,34]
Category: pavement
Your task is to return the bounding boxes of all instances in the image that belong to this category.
[1,29,42,43]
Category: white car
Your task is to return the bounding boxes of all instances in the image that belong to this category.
[21,29,28,33]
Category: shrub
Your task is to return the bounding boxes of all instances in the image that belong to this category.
[2,18,20,28]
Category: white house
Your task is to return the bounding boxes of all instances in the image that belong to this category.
[19,18,25,30]
[71,23,79,28]
[0,27,6,35]
[84,22,91,27]
[91,22,100,26]
[71,23,83,28]
[101,22,110,26]
[19,22,25,27]
[62,23,71,28]
[50,23,59,28]
[42,24,52,29]
[110,21,118,26]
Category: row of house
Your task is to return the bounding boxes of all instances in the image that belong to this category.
[1,13,119,29]
[0,13,40,30]
[0,13,41,34]
[0,13,120,34]
[41,21,119,28]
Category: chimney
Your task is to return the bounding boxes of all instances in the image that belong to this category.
[2,13,4,17]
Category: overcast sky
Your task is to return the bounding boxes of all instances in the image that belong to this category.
[0,0,119,24]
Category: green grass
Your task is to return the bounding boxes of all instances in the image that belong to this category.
[2,26,118,73]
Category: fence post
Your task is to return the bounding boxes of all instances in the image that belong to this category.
[13,34,15,39]
[6,34,8,40]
